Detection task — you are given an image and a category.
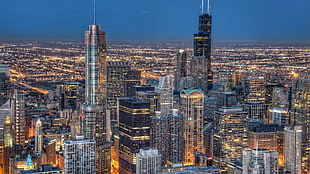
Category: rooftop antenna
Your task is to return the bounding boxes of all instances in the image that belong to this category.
[93,0,96,25]
[207,0,211,14]
[201,0,204,15]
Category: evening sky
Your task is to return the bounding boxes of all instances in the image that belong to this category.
[0,0,310,41]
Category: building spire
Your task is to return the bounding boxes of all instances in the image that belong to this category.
[93,0,96,25]
[207,0,211,14]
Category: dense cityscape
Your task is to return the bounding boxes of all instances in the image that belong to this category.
[0,1,310,174]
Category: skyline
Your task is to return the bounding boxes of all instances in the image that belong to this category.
[1,0,310,41]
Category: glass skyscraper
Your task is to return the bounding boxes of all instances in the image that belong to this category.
[81,24,111,174]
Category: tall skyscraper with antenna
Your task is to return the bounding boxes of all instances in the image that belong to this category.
[80,0,111,173]
[190,0,213,94]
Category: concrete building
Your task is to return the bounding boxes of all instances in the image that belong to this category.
[243,149,278,174]
[64,135,96,174]
[290,79,310,173]
[247,124,284,166]
[213,107,247,173]
[136,148,162,174]
[284,126,302,174]
[180,89,204,165]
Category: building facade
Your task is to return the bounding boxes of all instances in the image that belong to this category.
[64,135,96,174]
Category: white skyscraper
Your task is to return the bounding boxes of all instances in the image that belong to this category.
[284,126,302,174]
[136,148,162,174]
[64,135,96,174]
[243,149,278,174]
[34,119,43,155]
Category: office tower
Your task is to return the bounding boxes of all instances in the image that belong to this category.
[290,79,310,173]
[34,119,43,156]
[156,76,173,116]
[247,124,284,166]
[167,112,184,164]
[213,107,247,173]
[136,148,162,174]
[81,24,111,173]
[118,98,150,174]
[3,116,13,174]
[243,101,268,122]
[243,149,279,174]
[20,164,62,174]
[125,70,141,97]
[272,86,289,108]
[64,135,96,174]
[180,89,204,165]
[136,91,160,118]
[218,71,234,90]
[12,89,26,145]
[150,117,168,166]
[244,77,266,103]
[269,107,289,125]
[192,3,213,94]
[63,82,81,111]
[284,126,302,174]
[210,82,237,109]
[174,49,187,91]
[107,61,131,120]
[0,64,10,107]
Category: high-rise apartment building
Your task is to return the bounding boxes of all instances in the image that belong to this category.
[243,149,279,174]
[180,89,204,165]
[64,135,96,174]
[290,79,310,174]
[136,148,162,174]
[81,24,111,173]
[12,89,26,146]
[150,117,168,166]
[174,49,187,91]
[213,107,247,173]
[34,119,43,156]
[284,125,302,174]
[167,111,184,164]
[118,98,150,174]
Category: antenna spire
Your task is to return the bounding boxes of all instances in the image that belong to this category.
[201,0,204,15]
[93,0,96,25]
[207,0,211,14]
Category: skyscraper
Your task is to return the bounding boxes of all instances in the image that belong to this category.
[180,89,204,165]
[174,49,187,91]
[12,89,26,146]
[290,79,310,173]
[213,107,247,173]
[136,148,162,174]
[81,22,111,173]
[191,2,213,93]
[118,98,150,174]
[243,149,279,174]
[284,125,302,174]
[107,61,131,120]
[0,64,10,107]
[34,119,43,156]
[64,135,96,174]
